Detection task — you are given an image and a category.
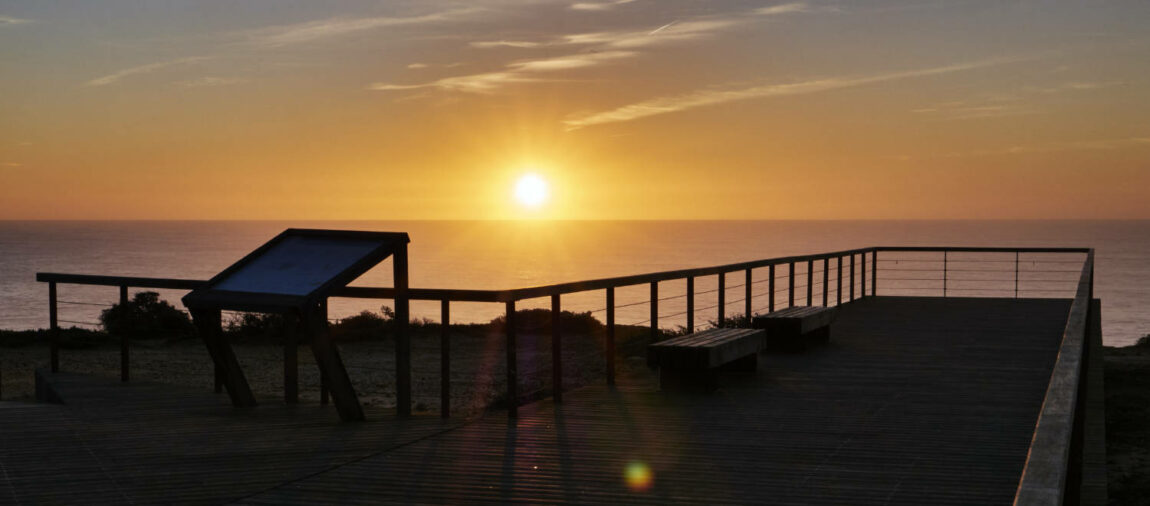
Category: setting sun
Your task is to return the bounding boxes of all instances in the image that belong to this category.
[513,173,550,209]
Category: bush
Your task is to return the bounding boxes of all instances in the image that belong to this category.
[100,291,194,340]
[224,312,287,343]
[1134,334,1150,348]
[487,308,604,335]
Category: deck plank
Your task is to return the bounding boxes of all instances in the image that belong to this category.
[0,297,1075,505]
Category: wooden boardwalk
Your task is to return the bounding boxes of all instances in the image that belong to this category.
[1,297,1073,505]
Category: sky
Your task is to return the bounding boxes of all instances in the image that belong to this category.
[1,0,1148,220]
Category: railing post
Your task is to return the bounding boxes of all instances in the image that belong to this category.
[49,281,58,373]
[822,258,829,306]
[717,272,725,327]
[1015,252,1020,298]
[850,254,856,301]
[650,282,658,341]
[768,264,776,312]
[606,288,615,386]
[284,312,299,404]
[806,259,814,306]
[860,252,867,299]
[505,300,518,418]
[788,262,795,308]
[871,250,878,296]
[686,276,695,332]
[441,299,450,418]
[744,268,752,321]
[394,246,411,418]
[837,257,843,305]
[943,251,948,297]
[213,308,224,394]
[119,285,129,382]
[551,293,562,403]
[319,300,329,405]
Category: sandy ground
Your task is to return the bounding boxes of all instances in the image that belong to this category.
[0,330,655,417]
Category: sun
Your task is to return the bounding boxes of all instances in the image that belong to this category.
[513,173,550,209]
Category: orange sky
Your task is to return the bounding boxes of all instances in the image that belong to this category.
[1,1,1149,220]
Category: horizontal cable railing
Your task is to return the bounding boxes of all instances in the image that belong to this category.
[31,246,1090,437]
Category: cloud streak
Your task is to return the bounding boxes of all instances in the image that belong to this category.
[177,76,248,88]
[940,137,1150,158]
[0,15,33,25]
[563,58,1021,129]
[372,51,636,93]
[241,8,481,48]
[570,0,636,11]
[86,57,210,87]
[386,3,821,95]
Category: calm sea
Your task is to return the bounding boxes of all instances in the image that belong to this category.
[1,220,1146,345]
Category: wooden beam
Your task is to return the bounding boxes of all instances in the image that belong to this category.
[717,273,725,327]
[284,312,299,404]
[441,299,450,418]
[686,277,694,332]
[192,308,256,408]
[49,282,58,373]
[606,288,615,386]
[551,294,562,403]
[393,245,411,418]
[505,300,518,418]
[306,308,363,421]
[768,264,776,313]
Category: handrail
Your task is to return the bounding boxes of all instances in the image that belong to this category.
[1013,249,1094,505]
[34,245,1091,429]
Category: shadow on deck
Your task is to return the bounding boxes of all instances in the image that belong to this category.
[1,296,1074,505]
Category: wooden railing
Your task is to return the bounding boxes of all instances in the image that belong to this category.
[32,245,1095,503]
[34,246,1090,417]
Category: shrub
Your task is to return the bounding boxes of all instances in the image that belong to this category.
[100,291,194,340]
[1134,334,1150,348]
[487,308,604,335]
[224,312,287,343]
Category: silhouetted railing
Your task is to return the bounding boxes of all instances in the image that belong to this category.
[32,245,1095,503]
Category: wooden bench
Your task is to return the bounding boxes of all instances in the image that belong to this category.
[752,306,837,352]
[647,328,766,391]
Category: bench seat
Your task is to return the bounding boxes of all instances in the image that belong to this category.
[752,305,837,352]
[648,328,765,391]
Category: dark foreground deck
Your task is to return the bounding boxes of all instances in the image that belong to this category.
[1,297,1080,504]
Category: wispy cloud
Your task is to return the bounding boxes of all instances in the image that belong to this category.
[378,2,834,95]
[241,9,481,48]
[176,76,248,88]
[469,40,545,49]
[0,15,33,25]
[563,58,1020,129]
[1024,80,1125,94]
[1,162,24,168]
[912,101,1037,121]
[372,51,635,93]
[754,2,827,16]
[941,137,1150,158]
[912,80,1126,120]
[570,0,636,11]
[86,56,210,87]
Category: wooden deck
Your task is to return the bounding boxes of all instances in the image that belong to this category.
[1,296,1075,505]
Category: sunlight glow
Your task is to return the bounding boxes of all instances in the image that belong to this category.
[513,173,550,208]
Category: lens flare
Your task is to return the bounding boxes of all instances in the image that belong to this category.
[624,461,653,491]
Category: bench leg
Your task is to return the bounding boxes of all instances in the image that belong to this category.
[807,326,831,346]
[718,353,758,373]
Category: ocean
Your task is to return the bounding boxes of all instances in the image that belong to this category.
[1,220,1146,345]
